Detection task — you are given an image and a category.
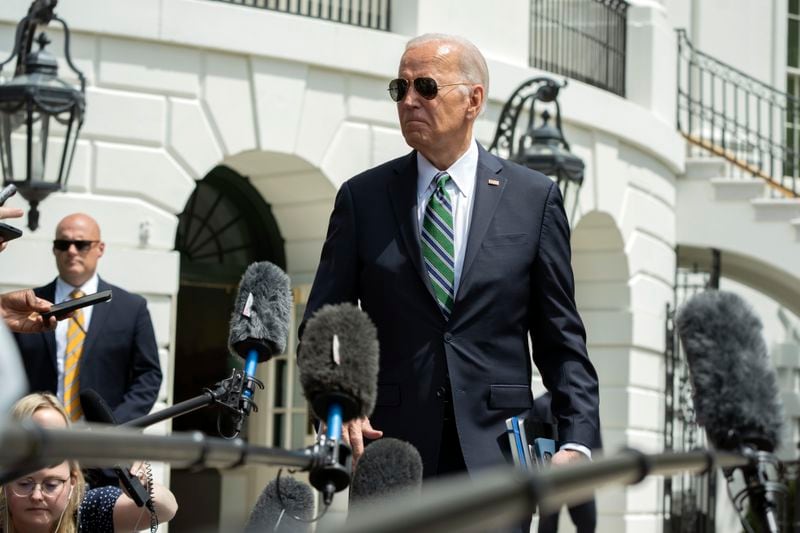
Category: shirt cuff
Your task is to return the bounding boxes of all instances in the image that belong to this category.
[559,442,592,460]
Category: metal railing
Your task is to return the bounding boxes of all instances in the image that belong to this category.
[663,247,721,533]
[209,0,391,31]
[677,29,799,197]
[530,0,628,97]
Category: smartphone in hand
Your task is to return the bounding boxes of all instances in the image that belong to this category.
[0,223,22,242]
[532,437,557,468]
[41,290,113,320]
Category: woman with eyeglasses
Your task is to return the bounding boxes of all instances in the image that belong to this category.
[0,393,178,533]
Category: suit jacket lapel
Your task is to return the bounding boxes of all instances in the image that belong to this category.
[81,278,111,360]
[457,147,506,301]
[388,151,439,305]
[37,281,58,373]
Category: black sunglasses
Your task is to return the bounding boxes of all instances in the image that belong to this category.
[53,240,98,252]
[388,77,471,102]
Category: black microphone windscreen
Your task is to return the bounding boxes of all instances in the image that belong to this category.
[228,261,292,363]
[676,290,784,452]
[244,476,314,533]
[79,389,118,425]
[349,438,422,510]
[298,303,379,422]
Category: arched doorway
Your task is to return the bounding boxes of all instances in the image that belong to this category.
[170,165,285,532]
[173,165,285,434]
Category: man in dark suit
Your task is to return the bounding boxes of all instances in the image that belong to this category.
[14,213,161,423]
[302,33,600,485]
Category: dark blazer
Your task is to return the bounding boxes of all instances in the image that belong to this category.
[302,145,600,477]
[14,277,162,423]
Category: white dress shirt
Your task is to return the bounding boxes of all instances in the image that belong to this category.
[415,140,592,460]
[54,273,99,403]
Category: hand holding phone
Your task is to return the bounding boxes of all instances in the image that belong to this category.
[40,290,113,321]
[1,290,59,333]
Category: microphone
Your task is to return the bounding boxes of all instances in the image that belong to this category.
[79,389,151,508]
[244,476,314,533]
[298,303,379,503]
[349,438,422,512]
[228,261,292,362]
[676,290,786,533]
[227,261,292,434]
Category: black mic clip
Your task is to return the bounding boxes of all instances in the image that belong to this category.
[725,440,787,533]
[206,368,264,439]
[306,435,352,506]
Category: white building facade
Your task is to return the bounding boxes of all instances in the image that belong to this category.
[0,0,797,531]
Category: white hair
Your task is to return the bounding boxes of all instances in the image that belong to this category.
[405,33,490,102]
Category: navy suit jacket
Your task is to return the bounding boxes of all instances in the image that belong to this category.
[13,277,162,423]
[302,145,600,477]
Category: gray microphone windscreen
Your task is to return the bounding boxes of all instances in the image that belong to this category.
[228,261,292,363]
[349,438,422,511]
[244,476,314,533]
[676,290,784,451]
[298,303,379,422]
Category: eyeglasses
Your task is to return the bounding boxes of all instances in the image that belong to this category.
[53,240,99,252]
[388,77,471,102]
[10,477,68,498]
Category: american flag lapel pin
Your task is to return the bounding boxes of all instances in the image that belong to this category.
[488,178,500,186]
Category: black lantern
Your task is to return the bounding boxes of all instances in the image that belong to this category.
[0,0,86,230]
[489,77,584,223]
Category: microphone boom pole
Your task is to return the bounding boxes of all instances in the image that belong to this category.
[335,449,749,533]
[121,371,260,430]
[0,421,315,472]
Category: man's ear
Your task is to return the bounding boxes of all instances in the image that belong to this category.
[97,241,105,257]
[466,85,485,120]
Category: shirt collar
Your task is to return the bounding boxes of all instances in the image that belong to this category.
[55,273,99,302]
[416,138,479,199]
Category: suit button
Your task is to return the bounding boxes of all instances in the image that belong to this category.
[444,333,454,343]
[436,386,447,399]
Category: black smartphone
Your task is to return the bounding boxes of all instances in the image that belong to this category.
[0,222,22,242]
[41,290,113,320]
[114,465,151,508]
[532,437,556,467]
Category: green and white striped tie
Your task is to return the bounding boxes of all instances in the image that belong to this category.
[422,171,455,318]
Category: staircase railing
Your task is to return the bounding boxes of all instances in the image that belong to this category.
[676,29,799,197]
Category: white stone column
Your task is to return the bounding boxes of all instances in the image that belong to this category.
[626,0,678,127]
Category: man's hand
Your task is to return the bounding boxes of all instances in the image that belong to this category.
[341,416,383,465]
[0,289,57,333]
[550,449,586,467]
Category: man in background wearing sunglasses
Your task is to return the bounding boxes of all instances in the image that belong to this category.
[13,213,162,424]
[302,33,600,530]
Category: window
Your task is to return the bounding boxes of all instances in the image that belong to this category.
[264,287,314,449]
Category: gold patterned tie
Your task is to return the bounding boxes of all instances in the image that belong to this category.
[64,289,85,421]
